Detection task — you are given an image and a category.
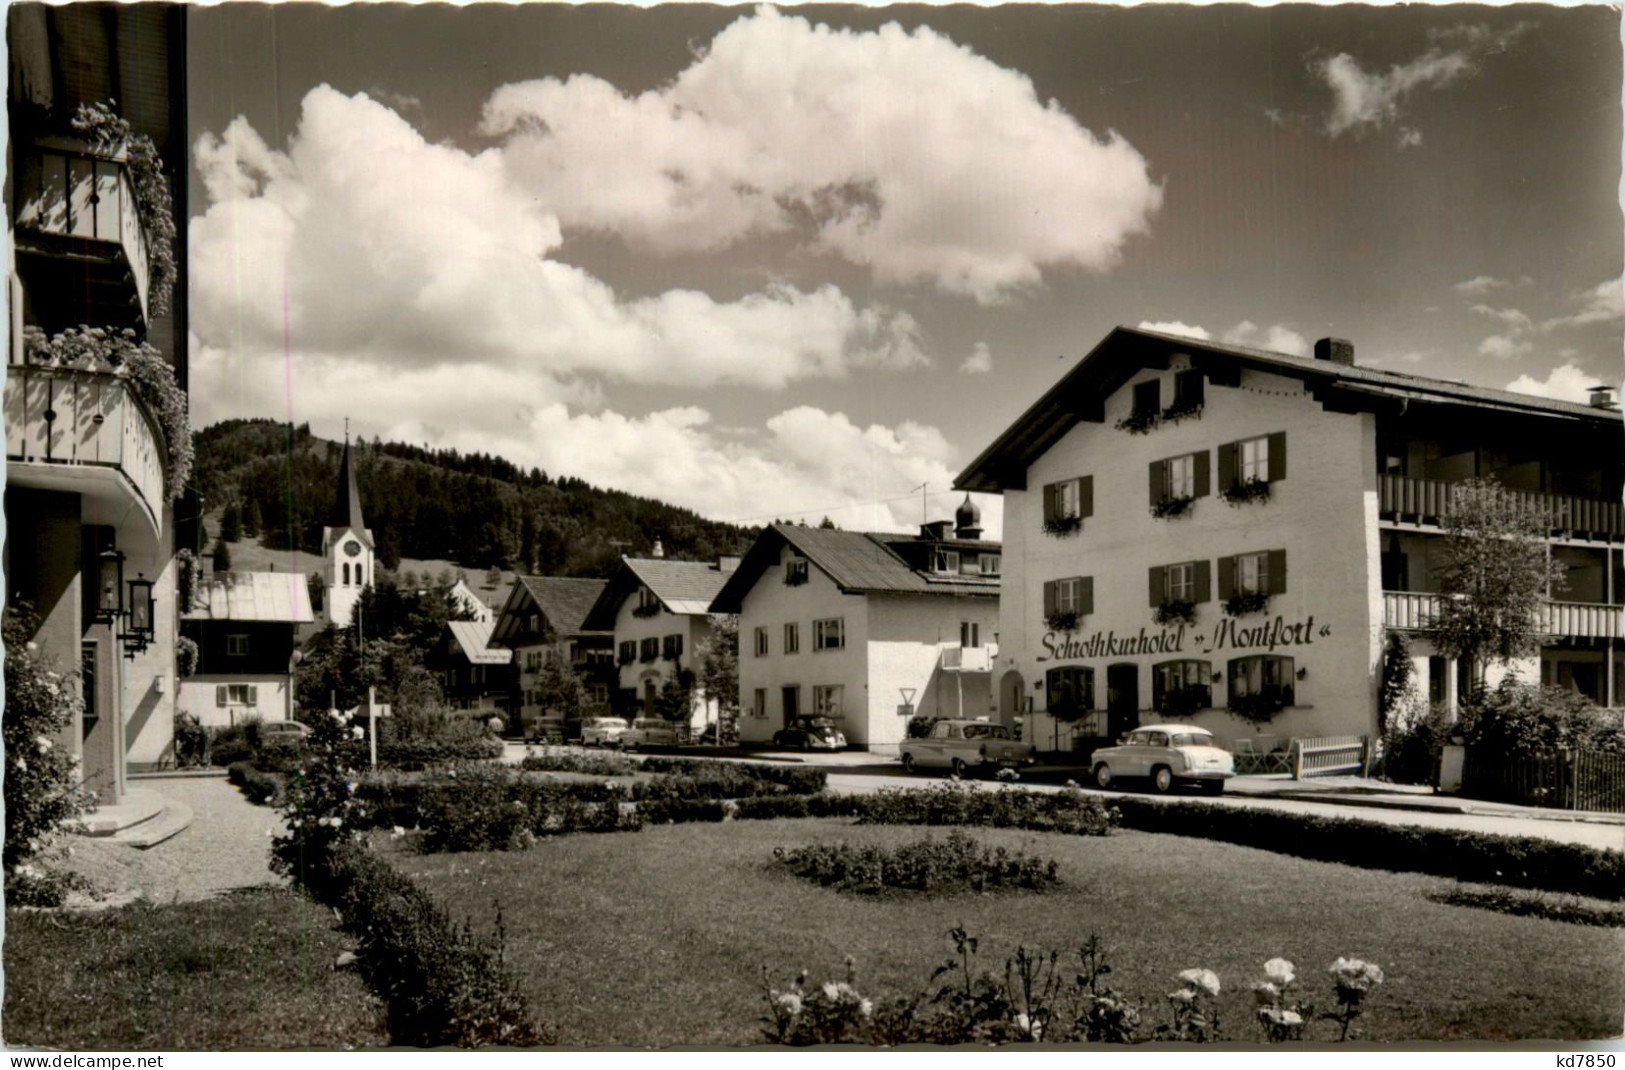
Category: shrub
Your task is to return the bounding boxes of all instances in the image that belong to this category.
[1376,701,1453,785]
[772,831,1060,896]
[1108,796,1625,900]
[227,762,286,806]
[377,710,504,769]
[853,782,1118,837]
[519,751,638,777]
[173,710,209,767]
[519,752,829,794]
[208,723,255,767]
[3,605,93,904]
[1457,678,1625,755]
[1425,885,1625,928]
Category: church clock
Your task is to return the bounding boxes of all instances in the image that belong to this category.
[343,539,362,558]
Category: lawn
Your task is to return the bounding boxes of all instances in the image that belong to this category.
[398,820,1625,1047]
[4,887,386,1050]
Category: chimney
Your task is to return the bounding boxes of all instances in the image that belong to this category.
[1314,337,1355,365]
[651,538,664,558]
[919,520,952,541]
[716,554,741,574]
[1588,385,1620,411]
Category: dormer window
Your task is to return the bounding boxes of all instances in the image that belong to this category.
[933,549,960,574]
[979,553,1001,576]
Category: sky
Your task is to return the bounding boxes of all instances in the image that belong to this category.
[185,3,1624,540]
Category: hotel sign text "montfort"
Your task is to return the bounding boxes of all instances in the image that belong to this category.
[1039,614,1332,662]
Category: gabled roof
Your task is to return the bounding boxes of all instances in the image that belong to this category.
[490,575,610,647]
[447,619,512,665]
[956,326,1623,493]
[709,524,999,614]
[581,557,733,630]
[184,571,315,624]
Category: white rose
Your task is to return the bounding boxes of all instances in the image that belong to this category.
[1264,958,1295,986]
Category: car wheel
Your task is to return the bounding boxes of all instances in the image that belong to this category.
[902,753,918,774]
[951,758,968,778]
[1092,763,1113,790]
[1200,781,1224,796]
[1150,765,1174,794]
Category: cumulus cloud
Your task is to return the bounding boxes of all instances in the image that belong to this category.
[1135,320,1309,356]
[190,86,928,391]
[1470,304,1534,333]
[1313,23,1530,143]
[1542,279,1625,331]
[959,342,993,375]
[1479,334,1531,359]
[1453,274,1530,296]
[481,6,1162,303]
[1506,362,1606,404]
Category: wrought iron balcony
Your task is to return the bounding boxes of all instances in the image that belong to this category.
[13,138,152,328]
[4,363,166,539]
[1383,591,1622,641]
[1379,474,1624,540]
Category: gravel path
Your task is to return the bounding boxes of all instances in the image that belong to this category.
[64,776,285,905]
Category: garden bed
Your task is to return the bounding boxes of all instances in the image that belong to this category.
[3,887,386,1049]
[396,818,1625,1046]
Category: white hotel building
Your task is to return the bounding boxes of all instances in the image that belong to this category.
[956,327,1623,753]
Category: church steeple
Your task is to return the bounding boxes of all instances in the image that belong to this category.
[320,427,377,629]
[328,435,371,546]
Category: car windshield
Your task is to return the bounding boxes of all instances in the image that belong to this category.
[1170,732,1211,747]
[962,724,1009,740]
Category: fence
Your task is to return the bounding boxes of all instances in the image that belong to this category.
[1291,735,1368,779]
[1461,747,1625,814]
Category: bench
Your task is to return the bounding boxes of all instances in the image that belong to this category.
[1291,735,1369,779]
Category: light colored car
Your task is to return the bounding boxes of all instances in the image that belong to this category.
[1090,725,1234,795]
[899,719,1034,777]
[621,718,679,750]
[580,716,630,747]
[258,720,311,742]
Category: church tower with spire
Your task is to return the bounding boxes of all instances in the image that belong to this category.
[321,434,375,628]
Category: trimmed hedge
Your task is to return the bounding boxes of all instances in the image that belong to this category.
[1110,796,1625,901]
[1425,885,1625,927]
[774,830,1061,896]
[519,752,828,793]
[377,735,504,769]
[227,761,286,806]
[312,845,548,1046]
[852,783,1119,836]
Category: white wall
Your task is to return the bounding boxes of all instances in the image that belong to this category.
[736,543,870,744]
[866,592,1000,753]
[1000,357,1384,752]
[123,501,178,769]
[181,675,292,729]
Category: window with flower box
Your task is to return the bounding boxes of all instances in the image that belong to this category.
[1041,476,1091,535]
[1149,560,1211,609]
[1149,451,1210,513]
[1218,432,1286,495]
[1042,576,1093,629]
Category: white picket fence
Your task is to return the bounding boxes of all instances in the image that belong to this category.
[1291,735,1368,779]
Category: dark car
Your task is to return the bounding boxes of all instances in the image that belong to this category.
[771,716,847,751]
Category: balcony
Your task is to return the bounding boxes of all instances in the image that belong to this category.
[940,645,994,672]
[4,363,166,539]
[13,139,152,329]
[1379,475,1624,541]
[1384,591,1623,641]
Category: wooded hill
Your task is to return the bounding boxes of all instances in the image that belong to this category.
[193,419,756,578]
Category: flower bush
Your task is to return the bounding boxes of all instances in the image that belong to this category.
[1151,495,1196,519]
[772,830,1061,896]
[1160,396,1204,424]
[854,781,1119,837]
[1158,968,1222,1042]
[71,101,177,317]
[1153,599,1197,626]
[1221,478,1272,506]
[1324,957,1384,1040]
[1041,514,1082,537]
[22,325,192,499]
[172,709,208,767]
[1253,958,1310,1043]
[1115,409,1160,435]
[3,606,93,906]
[1045,609,1080,632]
[1222,591,1271,617]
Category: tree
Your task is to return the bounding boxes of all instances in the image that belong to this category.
[211,536,232,572]
[485,565,503,589]
[818,516,839,530]
[696,615,740,742]
[531,653,586,720]
[219,501,241,542]
[307,571,326,613]
[241,498,262,540]
[1378,631,1416,736]
[1430,478,1566,684]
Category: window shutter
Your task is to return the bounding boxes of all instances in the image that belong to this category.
[1268,432,1287,482]
[1193,559,1212,603]
[1080,576,1094,616]
[1217,555,1236,600]
[1043,580,1057,619]
[1152,664,1165,710]
[247,685,258,706]
[1193,450,1211,498]
[1079,475,1094,518]
[1217,441,1237,491]
[1268,549,1288,595]
[1149,566,1164,607]
[1042,483,1057,525]
[216,685,227,707]
[1148,459,1165,506]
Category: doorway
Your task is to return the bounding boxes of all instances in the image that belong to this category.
[781,685,800,727]
[1106,663,1140,741]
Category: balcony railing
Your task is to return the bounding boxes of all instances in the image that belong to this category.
[1384,591,1623,640]
[4,363,166,535]
[1379,474,1624,539]
[940,645,993,672]
[13,139,152,325]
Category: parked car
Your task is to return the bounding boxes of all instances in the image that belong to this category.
[622,718,680,750]
[772,716,847,751]
[258,720,311,743]
[580,716,629,747]
[1089,725,1234,794]
[899,719,1033,776]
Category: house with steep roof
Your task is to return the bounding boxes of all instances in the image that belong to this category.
[425,617,514,713]
[709,512,1001,754]
[489,575,614,731]
[581,554,738,730]
[956,326,1623,755]
[180,571,316,728]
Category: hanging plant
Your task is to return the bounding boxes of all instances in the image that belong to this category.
[1042,515,1082,537]
[1156,686,1209,719]
[1153,600,1197,626]
[175,548,200,612]
[1223,591,1272,618]
[175,636,199,678]
[1160,397,1204,425]
[70,102,177,319]
[1221,479,1272,506]
[1151,495,1196,520]
[23,325,192,500]
[1045,610,1080,632]
[1114,409,1160,435]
